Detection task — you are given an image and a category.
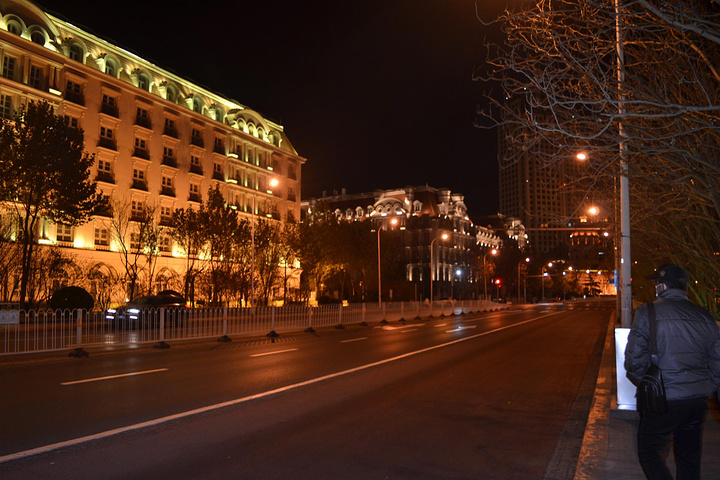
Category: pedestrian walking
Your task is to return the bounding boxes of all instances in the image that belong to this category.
[625,264,720,479]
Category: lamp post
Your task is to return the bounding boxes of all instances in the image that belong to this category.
[377,217,398,307]
[250,177,278,307]
[518,257,530,303]
[541,262,553,302]
[451,268,462,300]
[482,248,498,300]
[429,233,448,302]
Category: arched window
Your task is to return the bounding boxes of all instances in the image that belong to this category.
[69,43,84,62]
[30,30,46,46]
[6,21,22,36]
[138,73,151,91]
[105,58,118,77]
[166,85,177,103]
[192,96,203,113]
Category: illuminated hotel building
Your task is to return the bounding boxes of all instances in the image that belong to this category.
[302,186,504,301]
[0,0,305,301]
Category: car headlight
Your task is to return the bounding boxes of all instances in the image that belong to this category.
[128,308,140,314]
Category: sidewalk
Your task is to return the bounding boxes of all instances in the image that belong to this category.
[574,317,720,479]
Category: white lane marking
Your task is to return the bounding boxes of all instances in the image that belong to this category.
[400,329,418,333]
[0,310,564,464]
[434,324,448,327]
[445,325,477,333]
[61,369,168,386]
[341,337,368,343]
[250,348,298,358]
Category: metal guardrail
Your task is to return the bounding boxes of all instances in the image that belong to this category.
[0,300,507,357]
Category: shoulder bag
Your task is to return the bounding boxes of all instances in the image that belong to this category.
[637,302,668,414]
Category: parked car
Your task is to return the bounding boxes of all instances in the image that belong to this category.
[106,293,186,329]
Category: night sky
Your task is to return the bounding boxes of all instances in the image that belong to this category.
[36,0,507,216]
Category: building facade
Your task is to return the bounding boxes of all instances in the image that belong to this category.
[302,186,504,301]
[0,0,305,303]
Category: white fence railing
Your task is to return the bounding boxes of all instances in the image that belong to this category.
[0,300,508,356]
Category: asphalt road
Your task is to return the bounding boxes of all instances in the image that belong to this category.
[0,301,613,479]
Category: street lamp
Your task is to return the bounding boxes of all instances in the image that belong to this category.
[541,262,553,302]
[482,248,498,300]
[518,257,530,303]
[451,268,462,300]
[377,217,398,307]
[430,233,449,302]
[250,177,278,306]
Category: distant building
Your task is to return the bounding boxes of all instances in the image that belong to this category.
[302,186,505,301]
[497,97,583,255]
[0,0,304,303]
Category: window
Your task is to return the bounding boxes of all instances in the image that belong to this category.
[191,128,204,146]
[98,159,112,173]
[0,95,12,119]
[214,163,222,173]
[57,224,73,243]
[138,73,151,91]
[31,31,45,46]
[134,138,146,150]
[133,168,145,182]
[189,183,200,195]
[159,236,172,253]
[69,44,84,62]
[162,176,173,188]
[100,126,114,140]
[101,94,118,116]
[29,65,42,89]
[188,155,201,175]
[164,118,178,137]
[163,146,174,158]
[7,22,21,36]
[214,137,224,154]
[2,56,16,80]
[160,206,172,222]
[105,58,117,77]
[94,228,109,247]
[65,80,83,104]
[130,232,141,250]
[135,107,151,128]
[131,200,145,218]
[63,115,79,129]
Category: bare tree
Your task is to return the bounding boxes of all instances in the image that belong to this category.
[108,198,159,300]
[479,0,720,312]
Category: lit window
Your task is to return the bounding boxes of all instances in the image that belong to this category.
[29,65,42,89]
[94,228,109,246]
[0,95,12,119]
[2,56,17,80]
[57,224,73,243]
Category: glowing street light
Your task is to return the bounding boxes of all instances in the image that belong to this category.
[377,217,398,307]
[483,248,499,300]
[430,233,449,302]
[251,177,278,307]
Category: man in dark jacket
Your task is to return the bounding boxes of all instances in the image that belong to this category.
[625,264,720,480]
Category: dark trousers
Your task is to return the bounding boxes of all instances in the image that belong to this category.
[637,396,708,480]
